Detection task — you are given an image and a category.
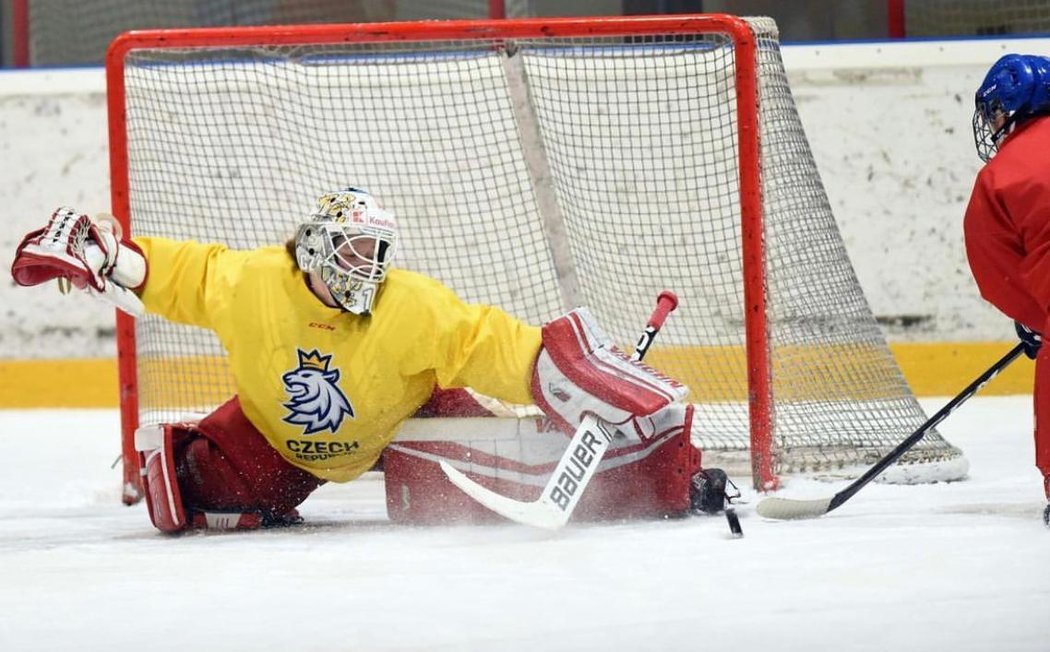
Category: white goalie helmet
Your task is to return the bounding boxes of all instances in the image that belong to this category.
[294,187,398,315]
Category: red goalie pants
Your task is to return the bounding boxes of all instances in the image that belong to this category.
[173,397,324,517]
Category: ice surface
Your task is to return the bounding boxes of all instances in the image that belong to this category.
[0,397,1047,652]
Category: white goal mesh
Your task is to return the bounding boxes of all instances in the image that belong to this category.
[110,16,968,493]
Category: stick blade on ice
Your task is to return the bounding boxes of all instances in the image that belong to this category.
[439,461,568,530]
[755,496,834,520]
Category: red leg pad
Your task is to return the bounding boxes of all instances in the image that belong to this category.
[138,424,188,534]
[385,404,699,524]
[136,397,324,533]
[413,387,497,418]
[187,398,324,517]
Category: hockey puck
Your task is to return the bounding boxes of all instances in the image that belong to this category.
[726,507,743,538]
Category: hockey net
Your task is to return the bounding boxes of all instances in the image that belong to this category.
[107,15,968,502]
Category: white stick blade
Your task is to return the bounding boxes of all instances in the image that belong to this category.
[439,461,567,530]
[755,496,834,520]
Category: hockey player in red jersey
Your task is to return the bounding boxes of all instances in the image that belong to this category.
[11,188,727,533]
[964,54,1050,527]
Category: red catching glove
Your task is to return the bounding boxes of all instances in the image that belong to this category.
[11,207,147,315]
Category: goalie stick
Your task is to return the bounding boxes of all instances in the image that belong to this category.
[440,291,679,530]
[756,342,1027,520]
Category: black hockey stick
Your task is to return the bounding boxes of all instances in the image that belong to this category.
[756,342,1027,520]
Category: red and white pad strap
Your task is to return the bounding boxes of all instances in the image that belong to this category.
[532,307,687,440]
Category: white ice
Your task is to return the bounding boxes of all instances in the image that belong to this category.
[1,397,1048,652]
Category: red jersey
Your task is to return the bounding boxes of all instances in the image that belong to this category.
[964,115,1050,331]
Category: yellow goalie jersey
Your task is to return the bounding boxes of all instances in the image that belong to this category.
[135,237,542,482]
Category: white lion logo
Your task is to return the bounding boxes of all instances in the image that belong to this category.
[282,349,355,435]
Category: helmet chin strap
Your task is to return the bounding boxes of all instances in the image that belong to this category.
[993,113,1018,144]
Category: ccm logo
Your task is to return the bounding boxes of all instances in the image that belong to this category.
[546,422,613,511]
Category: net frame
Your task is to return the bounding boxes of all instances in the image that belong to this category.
[105,14,964,504]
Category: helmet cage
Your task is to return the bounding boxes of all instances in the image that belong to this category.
[316,224,395,312]
[294,188,397,315]
[319,222,394,284]
[972,101,1009,163]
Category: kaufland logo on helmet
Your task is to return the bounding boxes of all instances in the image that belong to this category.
[349,209,395,230]
[281,348,355,435]
[370,214,397,230]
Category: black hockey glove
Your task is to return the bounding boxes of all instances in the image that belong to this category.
[1015,321,1043,360]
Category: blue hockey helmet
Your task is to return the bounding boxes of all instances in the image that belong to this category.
[973,54,1050,162]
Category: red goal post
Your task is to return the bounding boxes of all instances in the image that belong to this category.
[106,14,966,504]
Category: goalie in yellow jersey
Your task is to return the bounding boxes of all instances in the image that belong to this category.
[11,188,726,533]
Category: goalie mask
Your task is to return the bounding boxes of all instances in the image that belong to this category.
[294,187,398,315]
[973,54,1050,162]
